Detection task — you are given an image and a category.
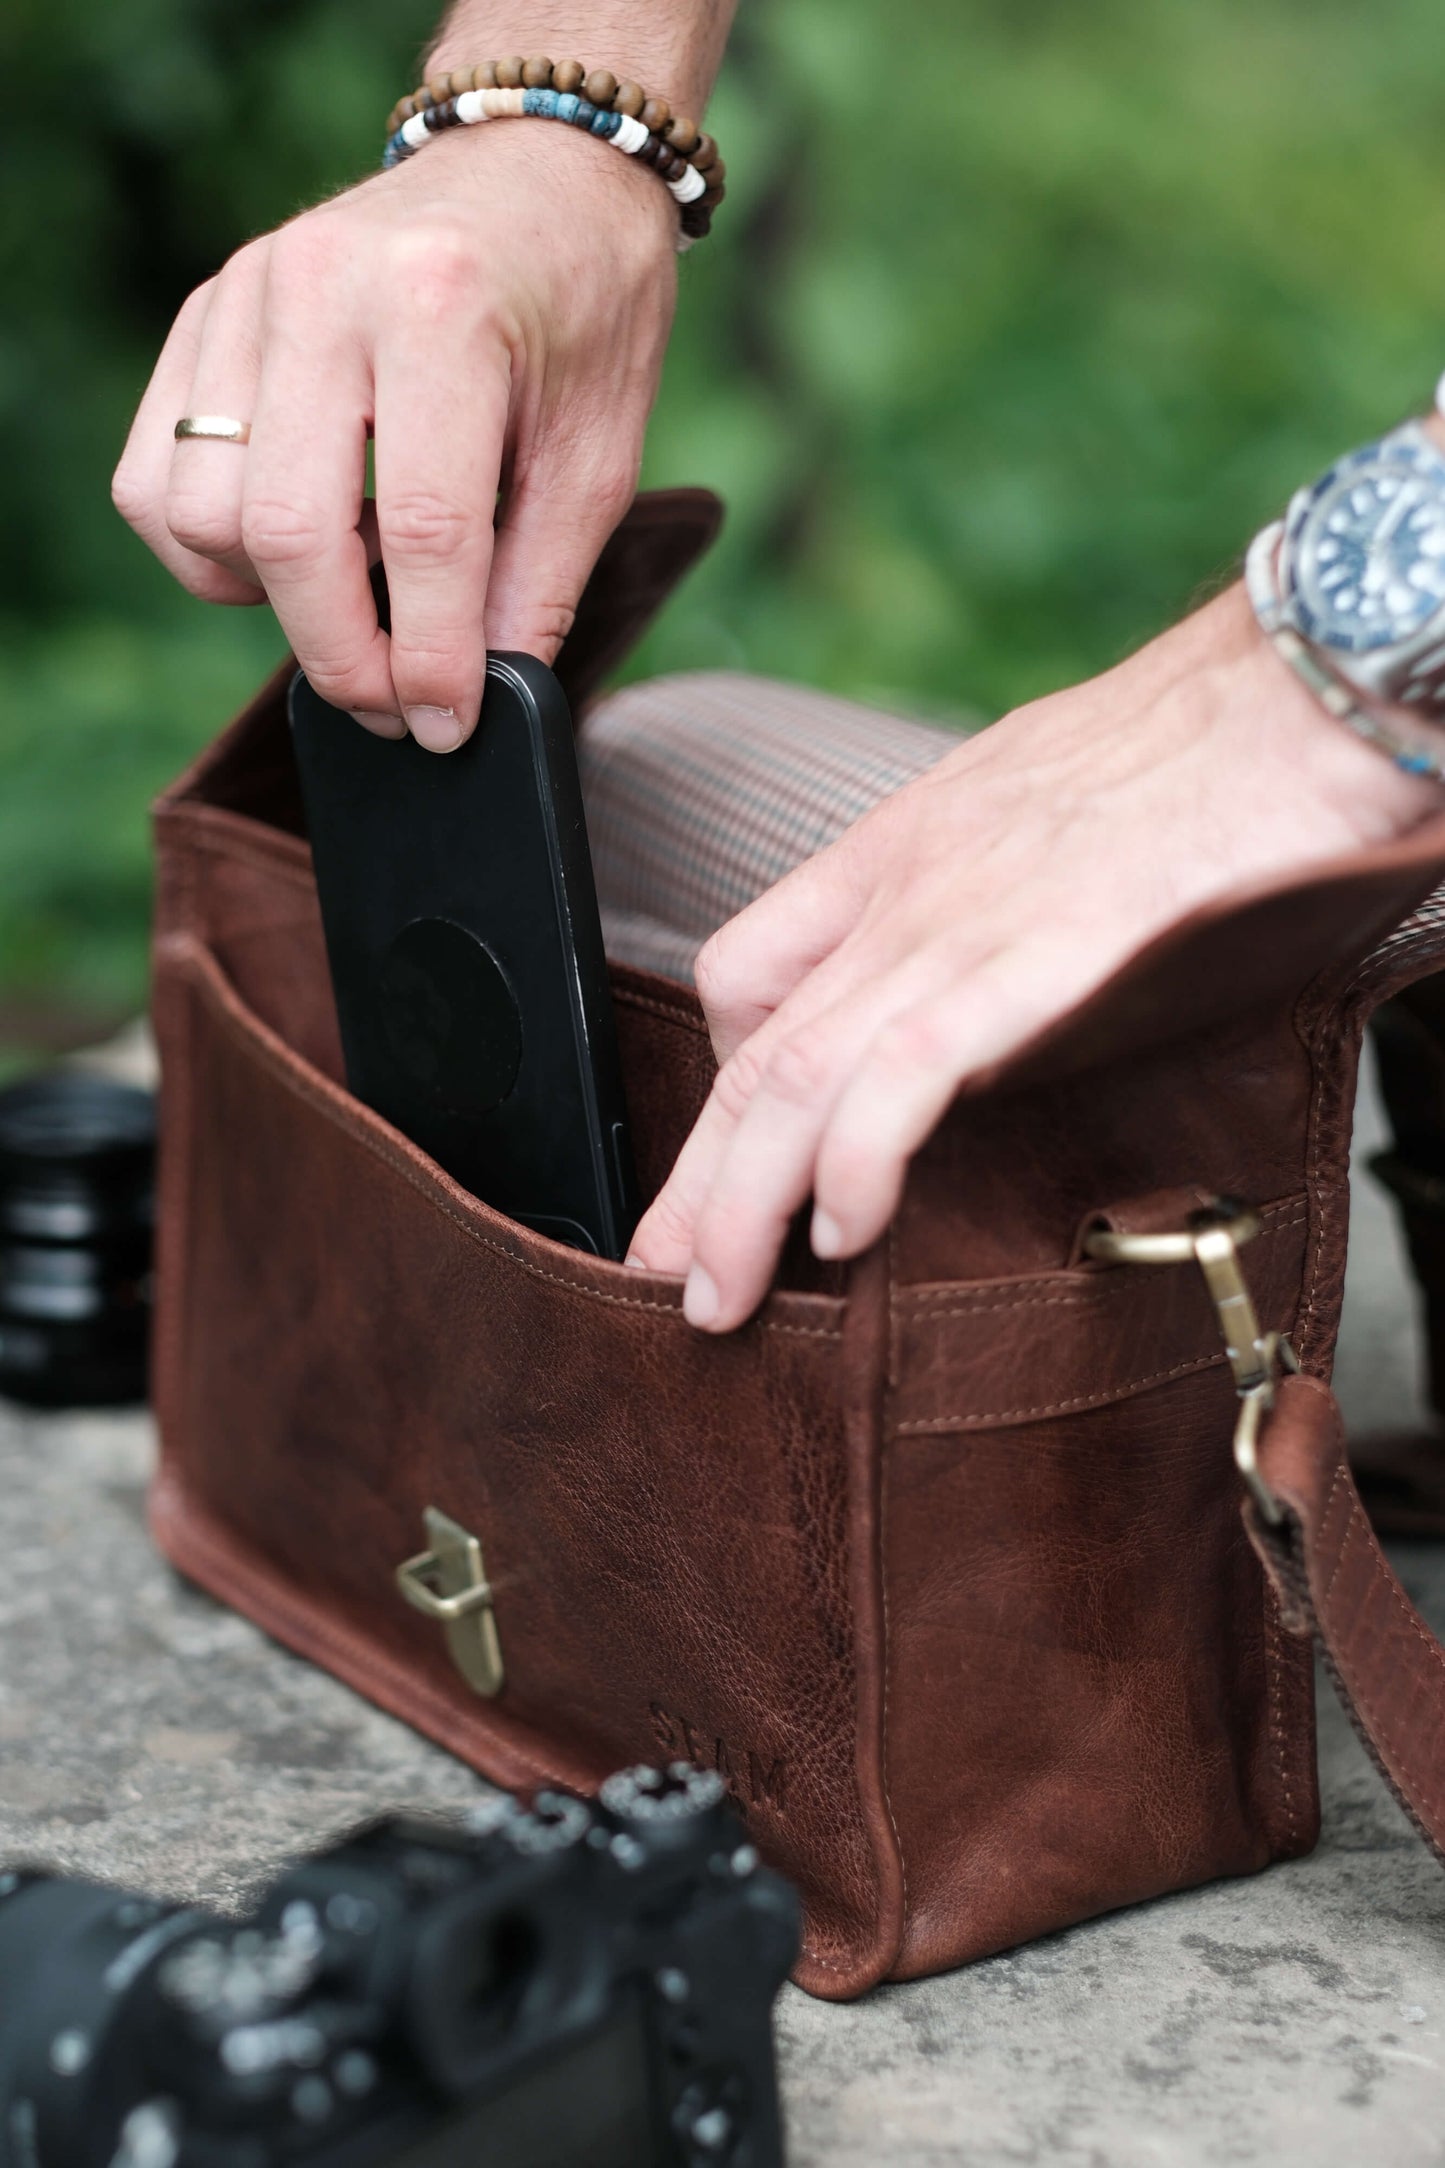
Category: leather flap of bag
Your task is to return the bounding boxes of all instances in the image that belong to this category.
[887,810,1445,1285]
[154,487,724,825]
[970,812,1445,1101]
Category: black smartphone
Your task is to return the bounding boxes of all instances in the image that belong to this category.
[288,654,638,1260]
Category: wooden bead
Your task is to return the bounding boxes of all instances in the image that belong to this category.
[426,77,452,106]
[613,79,646,117]
[415,85,436,111]
[664,115,699,155]
[522,55,553,87]
[701,181,724,208]
[639,95,671,133]
[662,151,688,182]
[475,59,498,87]
[692,132,718,172]
[495,55,524,87]
[705,157,725,188]
[553,58,585,93]
[397,95,417,121]
[583,68,618,107]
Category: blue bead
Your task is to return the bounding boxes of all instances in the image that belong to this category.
[573,98,597,127]
[523,87,559,116]
[591,108,621,135]
[555,92,580,122]
[1399,751,1436,776]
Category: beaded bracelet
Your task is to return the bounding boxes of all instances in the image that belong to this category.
[381,58,724,244]
[1245,520,1445,782]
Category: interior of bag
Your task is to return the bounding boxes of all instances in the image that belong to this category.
[175,677,846,1295]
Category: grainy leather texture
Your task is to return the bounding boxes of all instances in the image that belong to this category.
[150,494,1445,1996]
[1247,1372,1445,1864]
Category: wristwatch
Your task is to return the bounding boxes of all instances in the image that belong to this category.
[1247,417,1445,780]
[1275,421,1445,708]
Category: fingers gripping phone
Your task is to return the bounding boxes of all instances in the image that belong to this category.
[288,654,639,1260]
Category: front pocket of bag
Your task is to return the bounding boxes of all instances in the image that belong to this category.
[154,938,886,1972]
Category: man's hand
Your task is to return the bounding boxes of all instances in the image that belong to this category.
[112,122,677,750]
[627,586,1445,1329]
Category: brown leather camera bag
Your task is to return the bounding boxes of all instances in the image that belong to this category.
[149,492,1445,1999]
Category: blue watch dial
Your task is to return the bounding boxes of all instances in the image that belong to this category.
[1293,448,1445,653]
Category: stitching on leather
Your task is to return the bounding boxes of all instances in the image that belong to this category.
[1318,1460,1355,1612]
[796,1941,852,1974]
[1261,1581,1298,1850]
[879,1221,909,1947]
[1293,978,1336,1370]
[1327,1440,1445,1685]
[1291,895,1445,1371]
[900,1215,1308,1324]
[1309,1395,1445,1831]
[1326,1480,1445,1827]
[185,943,843,1340]
[894,1349,1223,1432]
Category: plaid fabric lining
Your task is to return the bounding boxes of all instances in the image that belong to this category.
[578,671,963,982]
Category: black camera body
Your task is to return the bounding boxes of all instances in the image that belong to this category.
[0,1766,798,2168]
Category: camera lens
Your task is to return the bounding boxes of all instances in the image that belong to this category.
[0,1873,193,2168]
[0,1073,155,1409]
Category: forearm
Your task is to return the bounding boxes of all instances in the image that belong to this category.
[427,0,735,123]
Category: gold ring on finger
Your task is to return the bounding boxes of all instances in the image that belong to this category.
[174,415,252,445]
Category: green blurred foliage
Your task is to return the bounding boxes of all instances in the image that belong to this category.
[3,0,1445,1036]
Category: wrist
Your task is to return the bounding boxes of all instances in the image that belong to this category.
[1216,583,1444,846]
[392,114,678,258]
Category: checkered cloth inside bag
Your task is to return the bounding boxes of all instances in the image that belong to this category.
[578,672,964,983]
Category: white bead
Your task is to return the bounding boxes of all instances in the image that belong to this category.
[668,163,706,204]
[455,90,485,124]
[401,113,430,149]
[613,115,649,154]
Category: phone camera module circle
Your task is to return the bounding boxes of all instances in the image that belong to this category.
[377,920,522,1116]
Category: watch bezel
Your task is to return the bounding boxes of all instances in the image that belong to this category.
[1282,424,1445,654]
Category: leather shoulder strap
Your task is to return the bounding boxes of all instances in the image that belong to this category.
[1246,1372,1445,1860]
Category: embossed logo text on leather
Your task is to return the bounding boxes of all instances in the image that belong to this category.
[649,1701,789,1814]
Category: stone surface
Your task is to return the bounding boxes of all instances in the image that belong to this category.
[2,1047,1444,2164]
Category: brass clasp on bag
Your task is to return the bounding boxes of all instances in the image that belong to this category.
[396,1507,505,1697]
[1084,1198,1296,1525]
